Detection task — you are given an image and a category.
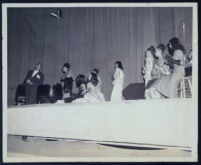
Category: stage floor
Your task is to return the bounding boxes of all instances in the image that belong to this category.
[7,135,191,158]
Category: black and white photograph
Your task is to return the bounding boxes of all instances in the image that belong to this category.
[2,2,198,162]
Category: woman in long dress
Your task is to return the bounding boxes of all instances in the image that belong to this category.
[145,37,185,99]
[142,46,155,87]
[91,68,102,93]
[111,61,124,101]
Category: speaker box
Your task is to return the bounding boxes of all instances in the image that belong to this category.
[15,84,26,105]
[122,83,145,100]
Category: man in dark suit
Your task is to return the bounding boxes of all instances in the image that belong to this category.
[24,63,44,104]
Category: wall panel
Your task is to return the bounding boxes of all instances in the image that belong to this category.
[7,7,192,105]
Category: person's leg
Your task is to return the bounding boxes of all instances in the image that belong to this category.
[144,89,151,99]
[145,88,162,99]
[150,88,163,99]
[25,85,31,104]
[28,86,37,104]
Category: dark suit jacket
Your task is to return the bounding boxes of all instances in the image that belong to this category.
[24,70,44,86]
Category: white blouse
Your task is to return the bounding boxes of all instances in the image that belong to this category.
[112,68,124,86]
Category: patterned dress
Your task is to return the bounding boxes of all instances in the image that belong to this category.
[145,57,170,89]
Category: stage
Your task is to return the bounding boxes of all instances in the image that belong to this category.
[7,99,195,150]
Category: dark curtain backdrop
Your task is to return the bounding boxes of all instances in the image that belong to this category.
[7,7,192,105]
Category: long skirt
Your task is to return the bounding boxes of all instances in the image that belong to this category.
[111,82,123,101]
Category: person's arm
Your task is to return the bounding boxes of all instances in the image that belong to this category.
[167,58,181,65]
[145,57,153,73]
[67,70,74,79]
[39,73,44,84]
[175,50,184,65]
[24,71,31,84]
[114,68,120,79]
[151,63,159,77]
[112,69,120,84]
[166,50,184,66]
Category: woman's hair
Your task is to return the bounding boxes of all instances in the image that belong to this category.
[156,44,166,54]
[62,63,70,73]
[167,37,186,56]
[88,72,99,87]
[91,68,99,75]
[146,45,156,56]
[115,61,124,70]
[76,74,86,87]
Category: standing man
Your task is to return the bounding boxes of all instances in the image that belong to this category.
[24,63,44,104]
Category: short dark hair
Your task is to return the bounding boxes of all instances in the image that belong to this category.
[35,63,42,68]
[167,37,186,56]
[63,63,70,69]
[62,63,70,73]
[156,44,166,53]
[36,63,41,66]
[76,74,86,87]
[146,45,156,56]
[91,68,99,75]
[115,61,124,70]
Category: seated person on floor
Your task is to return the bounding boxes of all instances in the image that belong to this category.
[73,74,87,99]
[91,68,102,93]
[72,72,105,103]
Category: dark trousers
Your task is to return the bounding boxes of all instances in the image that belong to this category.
[25,85,37,104]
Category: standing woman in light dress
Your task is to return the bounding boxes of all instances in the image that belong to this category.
[111,61,124,101]
[142,46,155,87]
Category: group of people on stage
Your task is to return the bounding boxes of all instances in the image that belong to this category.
[23,60,125,104]
[142,37,189,99]
[23,37,190,105]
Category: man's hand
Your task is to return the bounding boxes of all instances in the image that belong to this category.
[165,55,181,66]
[26,79,33,84]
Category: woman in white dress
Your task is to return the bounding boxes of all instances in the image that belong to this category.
[111,61,124,101]
[91,68,102,93]
[142,46,155,87]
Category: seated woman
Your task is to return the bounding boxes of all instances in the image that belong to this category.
[72,72,105,103]
[142,46,155,87]
[73,74,87,99]
[145,37,185,99]
[60,63,74,103]
[91,68,102,93]
[145,44,170,89]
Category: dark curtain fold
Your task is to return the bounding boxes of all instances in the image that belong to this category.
[7,7,192,105]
